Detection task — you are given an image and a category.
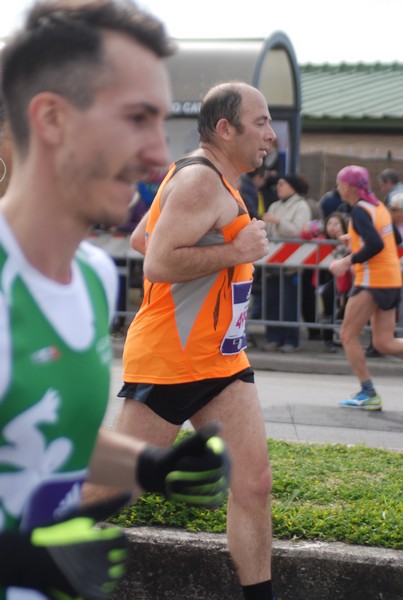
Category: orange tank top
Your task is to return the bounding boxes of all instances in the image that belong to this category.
[349,200,402,288]
[123,158,253,384]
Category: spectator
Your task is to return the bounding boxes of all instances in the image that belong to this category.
[389,191,403,237]
[109,196,149,336]
[298,174,323,340]
[137,165,168,209]
[239,165,267,219]
[301,212,352,353]
[111,167,167,335]
[239,166,268,327]
[262,174,311,352]
[377,168,403,208]
[389,192,403,337]
[319,185,349,219]
[259,139,282,210]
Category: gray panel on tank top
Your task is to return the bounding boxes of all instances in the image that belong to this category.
[171,229,225,347]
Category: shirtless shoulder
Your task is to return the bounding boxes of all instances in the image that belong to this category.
[161,159,240,229]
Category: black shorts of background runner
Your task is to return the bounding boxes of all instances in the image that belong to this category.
[118,367,255,425]
[349,286,401,310]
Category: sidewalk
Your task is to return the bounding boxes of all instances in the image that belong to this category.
[245,323,403,377]
[112,322,403,378]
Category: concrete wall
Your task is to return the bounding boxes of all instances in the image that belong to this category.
[113,526,403,600]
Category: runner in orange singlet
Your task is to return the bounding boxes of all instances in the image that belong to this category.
[330,165,403,410]
[91,82,277,600]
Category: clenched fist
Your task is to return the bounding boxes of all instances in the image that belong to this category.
[233,218,269,263]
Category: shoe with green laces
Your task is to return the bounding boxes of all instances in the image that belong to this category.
[339,391,382,410]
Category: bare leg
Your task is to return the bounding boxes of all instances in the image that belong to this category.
[372,306,403,354]
[191,380,272,585]
[340,291,376,383]
[82,400,180,504]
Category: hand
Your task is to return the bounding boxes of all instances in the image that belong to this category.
[329,255,352,278]
[233,218,269,262]
[262,213,279,225]
[338,233,351,247]
[136,422,231,508]
[1,496,129,600]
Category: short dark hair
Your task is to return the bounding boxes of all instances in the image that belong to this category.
[197,82,245,143]
[378,168,400,184]
[1,0,175,152]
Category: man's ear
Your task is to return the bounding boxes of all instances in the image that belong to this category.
[28,92,70,146]
[215,118,232,140]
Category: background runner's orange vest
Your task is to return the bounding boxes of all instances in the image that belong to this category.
[349,200,402,288]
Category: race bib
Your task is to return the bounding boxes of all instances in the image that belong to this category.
[220,281,252,355]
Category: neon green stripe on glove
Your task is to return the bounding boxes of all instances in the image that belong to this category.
[136,422,231,508]
[0,496,129,600]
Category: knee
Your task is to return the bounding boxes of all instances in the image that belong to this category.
[339,325,352,345]
[231,462,272,509]
[371,335,387,353]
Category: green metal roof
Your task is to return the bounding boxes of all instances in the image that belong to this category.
[300,63,403,129]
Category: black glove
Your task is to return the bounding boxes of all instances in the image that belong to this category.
[0,495,129,600]
[136,422,231,508]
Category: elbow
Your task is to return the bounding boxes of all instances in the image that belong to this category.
[130,234,145,254]
[376,240,385,253]
[143,258,170,283]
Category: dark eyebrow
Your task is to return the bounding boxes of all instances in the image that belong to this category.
[127,103,160,116]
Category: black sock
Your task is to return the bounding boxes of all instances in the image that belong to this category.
[242,579,273,599]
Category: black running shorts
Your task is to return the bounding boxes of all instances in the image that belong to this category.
[117,367,255,425]
[349,286,401,311]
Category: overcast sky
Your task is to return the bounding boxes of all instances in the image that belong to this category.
[1,0,402,65]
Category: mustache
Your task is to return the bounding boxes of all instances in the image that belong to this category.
[118,166,149,184]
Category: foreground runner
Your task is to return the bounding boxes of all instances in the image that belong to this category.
[0,2,230,598]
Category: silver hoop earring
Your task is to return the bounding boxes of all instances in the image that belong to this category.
[0,158,7,184]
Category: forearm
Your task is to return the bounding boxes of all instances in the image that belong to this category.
[351,206,384,262]
[144,241,242,282]
[351,241,383,263]
[87,428,146,496]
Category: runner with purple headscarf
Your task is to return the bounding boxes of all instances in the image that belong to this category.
[337,165,379,205]
[329,165,403,410]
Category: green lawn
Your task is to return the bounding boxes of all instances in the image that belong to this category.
[109,439,403,550]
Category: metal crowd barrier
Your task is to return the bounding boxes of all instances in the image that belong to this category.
[252,236,339,331]
[87,231,403,335]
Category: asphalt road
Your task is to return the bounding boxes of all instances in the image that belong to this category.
[105,359,403,451]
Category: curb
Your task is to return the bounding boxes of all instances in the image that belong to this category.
[114,527,403,600]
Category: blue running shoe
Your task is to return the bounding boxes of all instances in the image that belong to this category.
[339,391,382,411]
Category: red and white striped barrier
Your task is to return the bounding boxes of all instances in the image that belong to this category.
[255,241,403,268]
[87,233,403,268]
[256,241,336,268]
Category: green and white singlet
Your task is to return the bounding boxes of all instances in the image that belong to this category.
[0,214,117,543]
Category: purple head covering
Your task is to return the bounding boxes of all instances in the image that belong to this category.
[337,165,379,205]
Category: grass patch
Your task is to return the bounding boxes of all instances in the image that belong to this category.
[109,439,403,550]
